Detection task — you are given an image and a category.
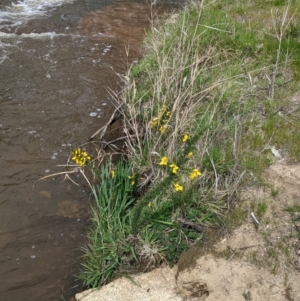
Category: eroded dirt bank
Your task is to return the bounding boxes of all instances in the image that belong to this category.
[75,159,300,301]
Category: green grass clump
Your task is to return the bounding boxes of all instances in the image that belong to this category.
[78,0,300,288]
[77,161,136,287]
[285,203,300,213]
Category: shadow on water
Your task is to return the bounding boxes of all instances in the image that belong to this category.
[0,0,178,300]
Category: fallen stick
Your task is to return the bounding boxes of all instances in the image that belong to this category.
[89,102,124,141]
[99,134,139,148]
[177,218,206,233]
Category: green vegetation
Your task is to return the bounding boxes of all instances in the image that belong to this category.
[285,203,300,213]
[77,0,300,288]
[77,161,136,287]
[250,200,268,219]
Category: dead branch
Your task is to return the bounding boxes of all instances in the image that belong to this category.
[98,134,139,149]
[177,218,207,233]
[89,102,124,141]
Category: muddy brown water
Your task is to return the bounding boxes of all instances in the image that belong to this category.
[0,0,177,300]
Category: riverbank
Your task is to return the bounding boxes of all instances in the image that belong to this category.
[75,158,300,301]
[75,0,300,296]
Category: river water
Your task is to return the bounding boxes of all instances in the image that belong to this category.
[0,0,174,300]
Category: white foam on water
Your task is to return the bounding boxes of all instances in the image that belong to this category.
[0,31,74,39]
[0,0,75,30]
[0,39,16,64]
[0,53,8,64]
[0,31,81,65]
[92,58,101,66]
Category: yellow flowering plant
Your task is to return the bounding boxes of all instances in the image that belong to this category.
[128,175,135,186]
[159,156,168,166]
[187,152,193,158]
[157,104,168,118]
[169,163,179,174]
[149,105,171,132]
[149,117,159,128]
[174,182,183,192]
[71,148,91,166]
[182,134,189,143]
[189,169,202,180]
[159,125,167,133]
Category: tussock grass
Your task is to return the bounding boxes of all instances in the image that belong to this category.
[78,0,300,288]
[77,161,136,287]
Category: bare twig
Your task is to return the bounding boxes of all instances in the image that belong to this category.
[33,169,79,188]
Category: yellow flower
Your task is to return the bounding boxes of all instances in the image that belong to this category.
[159,156,168,166]
[111,170,115,178]
[148,202,152,208]
[149,117,159,128]
[128,175,135,185]
[189,169,202,180]
[187,152,193,158]
[158,105,167,118]
[174,182,183,192]
[71,148,91,166]
[169,163,179,174]
[165,111,171,117]
[159,125,167,133]
[182,134,189,143]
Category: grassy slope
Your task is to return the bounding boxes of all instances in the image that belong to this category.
[78,0,300,288]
